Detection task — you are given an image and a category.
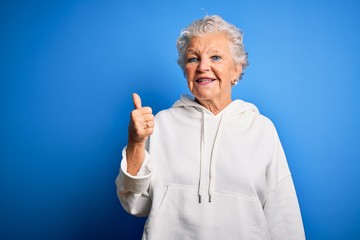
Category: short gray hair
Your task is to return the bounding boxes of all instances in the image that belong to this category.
[176,15,249,80]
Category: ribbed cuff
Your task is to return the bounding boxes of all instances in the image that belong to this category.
[119,146,152,193]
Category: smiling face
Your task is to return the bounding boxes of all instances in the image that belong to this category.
[184,32,242,113]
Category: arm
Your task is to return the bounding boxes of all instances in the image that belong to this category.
[115,146,152,216]
[126,93,154,175]
[115,93,155,216]
[264,128,305,240]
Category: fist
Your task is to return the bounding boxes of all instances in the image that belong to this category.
[128,93,155,143]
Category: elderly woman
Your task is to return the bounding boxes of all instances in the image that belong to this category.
[116,15,305,239]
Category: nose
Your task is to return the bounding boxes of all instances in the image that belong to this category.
[197,58,210,72]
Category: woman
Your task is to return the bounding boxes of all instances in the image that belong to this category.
[116,15,305,239]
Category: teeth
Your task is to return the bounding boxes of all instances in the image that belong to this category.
[197,78,213,82]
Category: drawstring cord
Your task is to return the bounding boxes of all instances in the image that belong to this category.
[198,111,205,203]
[198,111,224,203]
[208,114,224,202]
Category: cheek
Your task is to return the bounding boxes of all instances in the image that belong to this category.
[224,66,238,81]
[184,66,193,78]
[186,78,194,92]
[184,68,192,86]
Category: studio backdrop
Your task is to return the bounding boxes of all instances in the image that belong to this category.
[1,0,360,239]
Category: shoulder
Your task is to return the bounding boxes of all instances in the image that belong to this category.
[257,113,276,129]
[155,101,200,121]
[239,99,277,131]
[253,110,282,142]
[154,107,185,123]
[155,106,179,117]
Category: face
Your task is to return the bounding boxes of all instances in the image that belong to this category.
[184,32,242,109]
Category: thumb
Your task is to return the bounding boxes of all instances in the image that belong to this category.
[132,93,142,109]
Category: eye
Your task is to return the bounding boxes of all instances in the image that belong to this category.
[187,57,199,63]
[211,55,222,61]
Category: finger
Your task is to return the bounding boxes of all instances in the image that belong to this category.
[130,109,153,124]
[130,112,154,128]
[143,127,154,136]
[132,93,142,109]
[145,120,154,128]
[142,114,154,122]
[140,119,153,129]
[138,106,152,114]
[131,123,154,139]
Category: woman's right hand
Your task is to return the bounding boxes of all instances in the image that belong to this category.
[128,93,154,143]
[126,93,154,175]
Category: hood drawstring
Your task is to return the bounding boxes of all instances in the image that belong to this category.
[198,111,205,203]
[198,111,225,203]
[208,113,224,202]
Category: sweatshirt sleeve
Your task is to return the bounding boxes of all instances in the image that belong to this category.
[263,127,306,240]
[115,146,152,217]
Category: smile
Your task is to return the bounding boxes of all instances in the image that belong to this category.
[195,78,216,83]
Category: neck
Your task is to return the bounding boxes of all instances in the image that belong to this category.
[195,98,232,115]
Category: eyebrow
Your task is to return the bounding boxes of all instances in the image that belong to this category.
[186,48,199,55]
[186,48,224,55]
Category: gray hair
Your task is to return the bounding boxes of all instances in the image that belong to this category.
[176,15,249,80]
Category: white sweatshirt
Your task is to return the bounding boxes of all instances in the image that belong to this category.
[116,95,305,240]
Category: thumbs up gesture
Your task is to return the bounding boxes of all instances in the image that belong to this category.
[126,93,154,175]
[128,93,155,144]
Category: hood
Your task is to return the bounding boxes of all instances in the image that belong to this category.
[172,94,259,121]
[172,95,259,203]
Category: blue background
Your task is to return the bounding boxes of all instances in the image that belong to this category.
[1,0,360,239]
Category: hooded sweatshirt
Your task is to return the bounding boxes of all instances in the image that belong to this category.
[116,95,305,240]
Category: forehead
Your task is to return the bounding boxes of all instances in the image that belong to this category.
[187,32,231,53]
